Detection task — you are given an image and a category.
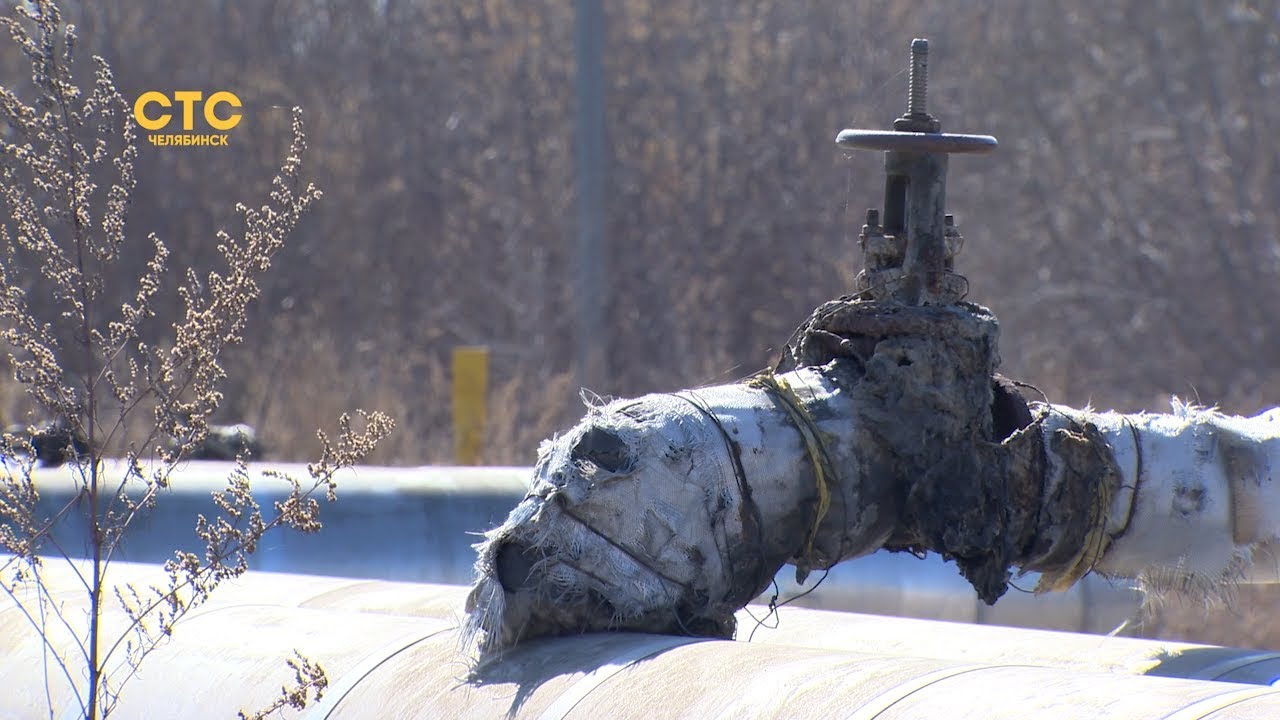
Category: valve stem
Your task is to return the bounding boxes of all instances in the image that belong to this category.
[894,38,941,133]
[908,38,928,117]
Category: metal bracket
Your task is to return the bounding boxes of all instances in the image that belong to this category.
[838,38,997,306]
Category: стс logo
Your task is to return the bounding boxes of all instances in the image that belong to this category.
[133,91,241,147]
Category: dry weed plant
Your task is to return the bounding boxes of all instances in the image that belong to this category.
[0,2,393,717]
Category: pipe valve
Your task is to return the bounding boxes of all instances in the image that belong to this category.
[839,38,997,306]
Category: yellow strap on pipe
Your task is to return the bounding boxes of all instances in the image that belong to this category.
[749,371,833,573]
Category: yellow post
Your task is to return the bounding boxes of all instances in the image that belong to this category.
[452,346,489,465]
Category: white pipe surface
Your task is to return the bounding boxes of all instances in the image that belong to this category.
[2,561,1280,717]
[1043,404,1280,590]
[2,560,1279,719]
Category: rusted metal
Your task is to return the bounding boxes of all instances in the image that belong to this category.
[836,130,997,154]
[895,38,940,133]
[840,38,996,306]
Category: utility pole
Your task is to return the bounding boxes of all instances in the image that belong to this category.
[573,0,607,392]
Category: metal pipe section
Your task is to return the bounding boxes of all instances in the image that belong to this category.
[768,550,1140,635]
[324,629,1280,720]
[26,462,1142,634]
[741,606,1280,687]
[28,462,529,582]
[4,559,1279,688]
[2,562,1279,719]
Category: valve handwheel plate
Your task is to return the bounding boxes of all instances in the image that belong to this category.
[837,129,997,154]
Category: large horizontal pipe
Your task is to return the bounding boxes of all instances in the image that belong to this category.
[742,606,1280,686]
[24,461,1141,634]
[4,559,1279,687]
[28,461,527,583]
[321,628,1280,720]
[769,549,1140,635]
[1,560,1279,719]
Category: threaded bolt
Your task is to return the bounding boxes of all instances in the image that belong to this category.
[908,38,928,117]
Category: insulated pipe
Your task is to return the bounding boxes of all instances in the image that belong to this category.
[461,359,1280,655]
[3,588,1280,719]
[1043,405,1280,588]
[24,460,1142,633]
[4,559,1279,691]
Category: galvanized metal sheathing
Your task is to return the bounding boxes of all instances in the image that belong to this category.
[3,560,1280,718]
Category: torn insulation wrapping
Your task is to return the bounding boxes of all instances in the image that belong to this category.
[464,364,899,658]
[1035,402,1280,595]
[466,299,1012,657]
[465,297,1280,660]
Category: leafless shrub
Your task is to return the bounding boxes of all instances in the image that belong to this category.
[0,2,393,717]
